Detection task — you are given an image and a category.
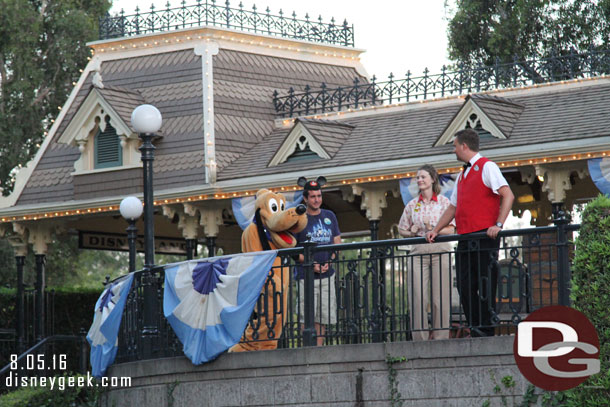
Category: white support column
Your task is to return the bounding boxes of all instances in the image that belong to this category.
[12,221,64,256]
[352,183,399,221]
[184,203,224,238]
[27,225,56,255]
[162,204,199,241]
[197,208,224,238]
[13,221,61,341]
[184,202,225,256]
[195,40,220,185]
[535,164,589,204]
[352,182,400,240]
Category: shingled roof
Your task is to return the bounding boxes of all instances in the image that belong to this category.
[13,37,365,207]
[295,118,354,158]
[95,86,146,131]
[5,25,610,219]
[219,80,610,181]
[469,94,525,137]
[213,49,366,167]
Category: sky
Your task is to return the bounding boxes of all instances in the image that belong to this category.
[109,0,454,80]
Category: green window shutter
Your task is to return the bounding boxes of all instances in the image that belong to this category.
[95,117,122,169]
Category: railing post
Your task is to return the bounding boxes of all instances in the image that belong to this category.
[302,241,317,346]
[141,269,159,359]
[79,328,88,374]
[186,238,197,260]
[206,236,216,257]
[368,219,383,342]
[35,254,46,342]
[369,219,379,241]
[127,220,138,272]
[15,256,25,353]
[553,203,571,306]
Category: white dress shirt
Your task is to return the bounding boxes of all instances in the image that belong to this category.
[450,153,509,207]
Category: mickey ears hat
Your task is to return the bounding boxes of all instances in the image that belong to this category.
[297,176,327,191]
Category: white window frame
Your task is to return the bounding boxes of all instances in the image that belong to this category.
[58,89,141,175]
[435,98,507,147]
[268,121,330,166]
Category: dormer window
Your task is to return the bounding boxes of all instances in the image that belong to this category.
[285,135,320,163]
[94,116,123,168]
[464,113,493,141]
[434,95,524,147]
[268,121,330,166]
[268,118,353,167]
[57,85,145,175]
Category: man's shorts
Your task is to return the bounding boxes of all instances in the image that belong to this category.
[298,276,337,325]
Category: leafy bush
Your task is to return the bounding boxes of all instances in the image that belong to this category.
[0,286,101,370]
[564,194,610,405]
[0,286,101,336]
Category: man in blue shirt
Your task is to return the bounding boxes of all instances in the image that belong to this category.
[295,178,341,346]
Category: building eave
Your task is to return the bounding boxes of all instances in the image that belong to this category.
[2,136,609,222]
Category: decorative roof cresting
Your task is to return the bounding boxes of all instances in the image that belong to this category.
[99,0,355,47]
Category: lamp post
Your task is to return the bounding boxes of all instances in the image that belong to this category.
[131,104,162,359]
[120,196,143,272]
[131,104,162,271]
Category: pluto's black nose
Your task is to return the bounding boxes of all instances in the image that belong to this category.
[296,204,306,215]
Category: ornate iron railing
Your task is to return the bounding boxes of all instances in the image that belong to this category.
[114,221,577,363]
[99,0,354,46]
[273,48,610,117]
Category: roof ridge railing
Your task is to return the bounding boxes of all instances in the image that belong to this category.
[99,0,354,47]
[273,47,610,118]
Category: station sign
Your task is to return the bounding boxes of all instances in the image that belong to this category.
[78,231,187,255]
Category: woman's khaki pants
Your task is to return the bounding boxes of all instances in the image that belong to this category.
[408,242,452,341]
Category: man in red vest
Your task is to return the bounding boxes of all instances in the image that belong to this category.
[426,128,514,337]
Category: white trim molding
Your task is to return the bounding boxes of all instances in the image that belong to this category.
[195,41,220,184]
[268,121,330,166]
[58,89,141,173]
[435,97,508,147]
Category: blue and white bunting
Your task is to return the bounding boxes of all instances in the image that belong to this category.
[399,174,457,205]
[163,251,278,364]
[87,273,134,377]
[232,191,303,229]
[588,157,610,196]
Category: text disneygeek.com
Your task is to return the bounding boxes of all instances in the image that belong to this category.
[5,372,131,390]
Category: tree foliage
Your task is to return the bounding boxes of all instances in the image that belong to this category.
[567,194,610,405]
[446,0,610,65]
[0,233,195,289]
[0,0,111,195]
[0,235,131,288]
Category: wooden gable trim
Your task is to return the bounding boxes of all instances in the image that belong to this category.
[268,121,331,166]
[434,97,508,147]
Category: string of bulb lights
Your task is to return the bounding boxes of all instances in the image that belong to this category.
[1,149,606,223]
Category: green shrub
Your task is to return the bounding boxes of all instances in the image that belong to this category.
[0,286,101,336]
[0,373,102,407]
[562,194,610,405]
[0,286,101,369]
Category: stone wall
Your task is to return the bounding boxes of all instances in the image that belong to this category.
[103,336,540,406]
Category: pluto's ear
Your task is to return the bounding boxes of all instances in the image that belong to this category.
[256,189,270,199]
[316,176,327,187]
[297,177,308,187]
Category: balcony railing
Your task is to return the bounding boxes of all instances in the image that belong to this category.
[99,0,355,47]
[273,48,610,117]
[114,221,577,363]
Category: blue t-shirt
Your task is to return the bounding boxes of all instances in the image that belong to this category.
[294,209,341,280]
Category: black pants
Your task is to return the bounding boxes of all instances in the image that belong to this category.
[456,233,500,337]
